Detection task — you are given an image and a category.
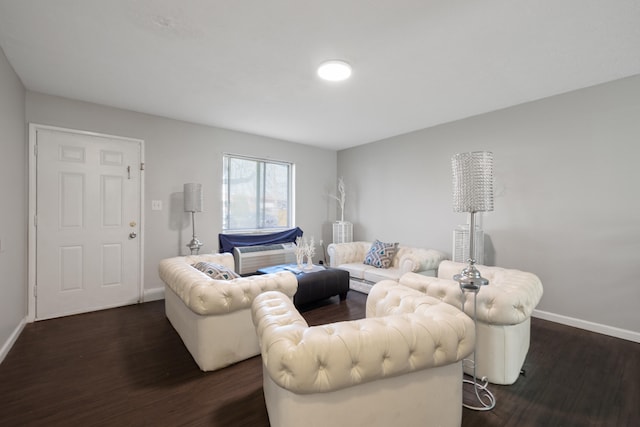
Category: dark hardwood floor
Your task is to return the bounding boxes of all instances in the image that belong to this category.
[0,291,638,427]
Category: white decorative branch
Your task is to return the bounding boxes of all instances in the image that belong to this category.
[295,236,316,267]
[329,177,347,222]
[305,237,316,260]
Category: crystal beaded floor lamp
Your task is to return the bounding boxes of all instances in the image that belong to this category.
[451,151,496,411]
[184,183,204,255]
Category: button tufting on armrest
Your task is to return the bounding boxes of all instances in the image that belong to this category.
[398,261,544,326]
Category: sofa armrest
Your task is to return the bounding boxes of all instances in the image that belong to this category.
[397,260,546,326]
[159,255,298,315]
[395,248,448,274]
[252,287,474,394]
[398,273,465,311]
[327,241,371,267]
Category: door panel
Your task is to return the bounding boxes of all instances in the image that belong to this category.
[36,128,141,320]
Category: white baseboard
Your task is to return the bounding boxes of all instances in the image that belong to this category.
[533,309,640,343]
[0,318,26,365]
[143,287,165,302]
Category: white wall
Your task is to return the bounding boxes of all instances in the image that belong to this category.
[25,92,339,296]
[338,75,640,337]
[0,45,26,360]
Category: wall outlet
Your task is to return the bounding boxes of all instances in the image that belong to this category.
[151,200,162,211]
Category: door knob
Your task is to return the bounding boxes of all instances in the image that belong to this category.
[129,232,137,239]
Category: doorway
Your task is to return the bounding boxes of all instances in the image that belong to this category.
[29,125,144,320]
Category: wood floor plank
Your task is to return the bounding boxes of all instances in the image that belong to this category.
[0,291,637,426]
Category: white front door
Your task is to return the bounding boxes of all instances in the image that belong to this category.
[35,127,142,320]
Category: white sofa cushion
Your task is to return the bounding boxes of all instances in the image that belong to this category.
[363,266,403,282]
[327,241,447,286]
[335,262,370,280]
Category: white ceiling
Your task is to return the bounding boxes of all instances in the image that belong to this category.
[1,1,639,150]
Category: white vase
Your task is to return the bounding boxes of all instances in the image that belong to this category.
[296,252,304,269]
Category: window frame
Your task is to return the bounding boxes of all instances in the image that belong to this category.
[222,153,295,234]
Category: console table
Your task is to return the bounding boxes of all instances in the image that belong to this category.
[257,264,349,307]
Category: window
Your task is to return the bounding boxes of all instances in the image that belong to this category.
[222,154,294,232]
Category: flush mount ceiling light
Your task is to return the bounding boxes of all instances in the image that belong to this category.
[317,60,352,81]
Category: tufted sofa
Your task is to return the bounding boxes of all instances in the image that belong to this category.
[251,281,475,427]
[159,253,297,371]
[399,260,543,385]
[327,241,447,293]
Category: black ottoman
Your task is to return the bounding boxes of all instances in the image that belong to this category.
[257,265,349,306]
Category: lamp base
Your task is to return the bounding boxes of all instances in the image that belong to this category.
[187,237,203,255]
[456,260,496,411]
[462,370,496,411]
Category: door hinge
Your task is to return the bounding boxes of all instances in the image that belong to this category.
[34,215,37,228]
[140,162,145,171]
[34,144,38,156]
[34,286,37,297]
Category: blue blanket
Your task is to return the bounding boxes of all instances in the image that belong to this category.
[218,227,303,253]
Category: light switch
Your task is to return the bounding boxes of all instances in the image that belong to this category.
[151,200,162,211]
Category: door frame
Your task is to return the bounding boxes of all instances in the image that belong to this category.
[28,123,145,322]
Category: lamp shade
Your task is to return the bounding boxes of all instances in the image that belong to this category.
[183,183,203,212]
[452,151,494,213]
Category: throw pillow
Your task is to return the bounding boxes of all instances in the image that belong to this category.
[192,262,240,280]
[363,240,399,269]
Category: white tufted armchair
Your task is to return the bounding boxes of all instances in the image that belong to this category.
[399,260,543,384]
[252,281,475,427]
[159,253,297,371]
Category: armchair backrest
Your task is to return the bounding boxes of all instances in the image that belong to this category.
[159,254,297,315]
[399,260,544,325]
[252,281,474,394]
